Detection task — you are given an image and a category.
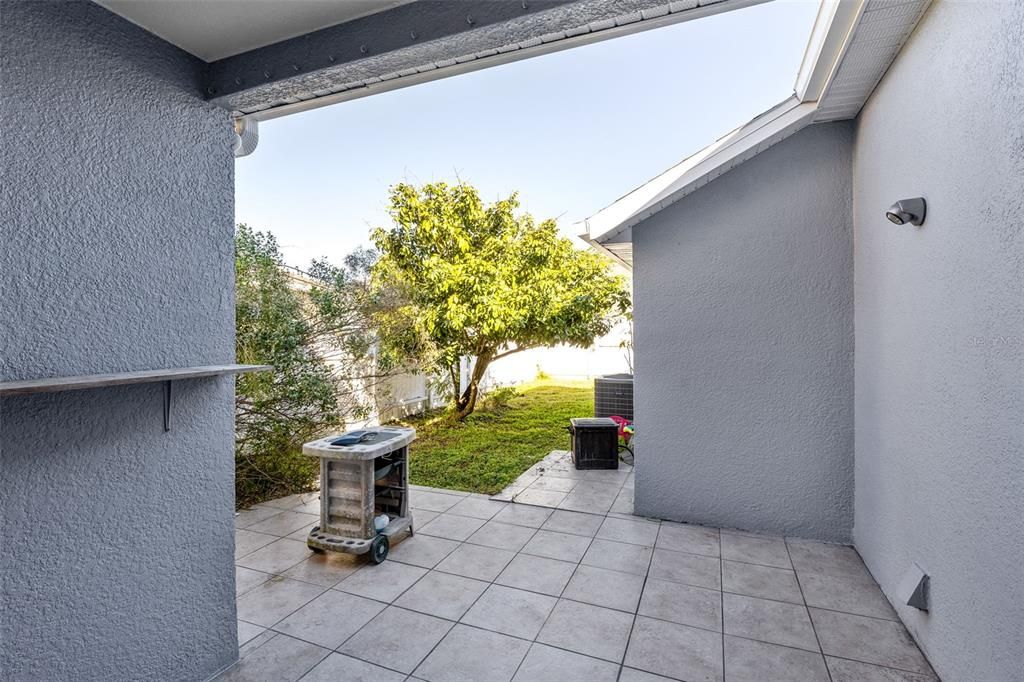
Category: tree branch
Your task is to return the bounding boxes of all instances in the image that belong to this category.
[492,345,533,362]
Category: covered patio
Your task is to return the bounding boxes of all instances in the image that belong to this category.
[227,478,934,681]
[5,1,1020,680]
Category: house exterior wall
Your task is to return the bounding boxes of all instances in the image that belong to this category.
[632,122,854,541]
[851,2,1024,680]
[0,2,238,680]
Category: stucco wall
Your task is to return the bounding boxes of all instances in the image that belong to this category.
[632,122,854,541]
[852,2,1024,680]
[0,1,238,679]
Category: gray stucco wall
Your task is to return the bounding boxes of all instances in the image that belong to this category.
[632,122,854,541]
[852,2,1024,680]
[0,1,238,679]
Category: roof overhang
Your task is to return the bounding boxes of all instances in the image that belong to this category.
[94,1,411,62]
[579,95,818,264]
[582,0,931,268]
[98,0,772,121]
[211,0,768,121]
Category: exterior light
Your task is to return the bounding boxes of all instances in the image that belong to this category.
[885,197,926,226]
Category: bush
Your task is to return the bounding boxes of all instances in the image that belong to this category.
[234,226,379,508]
[482,385,519,412]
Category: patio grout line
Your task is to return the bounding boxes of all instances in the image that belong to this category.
[471,518,548,675]
[266,607,883,682]
[255,542,438,647]
[236,549,321,578]
[817,652,941,679]
[784,536,833,682]
[235,484,924,682]
[719,553,794,571]
[319,551,907,636]
[801,603,903,624]
[407,521,545,680]
[279,616,938,682]
[718,585,902,619]
[719,529,726,681]
[619,519,658,673]
[230,481,599,679]
[240,582,331,638]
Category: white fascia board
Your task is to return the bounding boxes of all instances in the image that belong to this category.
[581,0,870,253]
[586,96,816,246]
[578,128,737,243]
[586,235,633,269]
[644,96,814,208]
[795,0,867,102]
[582,0,929,267]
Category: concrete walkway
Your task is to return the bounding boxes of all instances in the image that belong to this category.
[491,450,634,516]
[225,480,935,681]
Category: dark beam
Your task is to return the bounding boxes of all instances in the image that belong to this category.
[206,0,761,117]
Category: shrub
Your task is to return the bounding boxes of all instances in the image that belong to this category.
[234,225,378,507]
[481,385,520,412]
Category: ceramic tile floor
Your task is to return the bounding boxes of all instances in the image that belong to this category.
[223,483,937,682]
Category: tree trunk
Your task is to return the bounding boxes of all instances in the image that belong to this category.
[453,352,492,420]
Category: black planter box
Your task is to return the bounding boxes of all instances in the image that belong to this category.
[568,417,619,470]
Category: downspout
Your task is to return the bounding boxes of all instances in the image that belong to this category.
[233,116,259,157]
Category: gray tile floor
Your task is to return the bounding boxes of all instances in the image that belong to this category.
[493,451,635,516]
[224,475,936,682]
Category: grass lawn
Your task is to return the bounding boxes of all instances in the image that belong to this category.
[395,379,592,494]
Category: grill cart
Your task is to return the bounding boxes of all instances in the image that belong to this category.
[302,427,416,564]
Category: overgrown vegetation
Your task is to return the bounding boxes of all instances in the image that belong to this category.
[234,225,383,508]
[396,380,593,494]
[371,182,629,420]
[233,181,626,504]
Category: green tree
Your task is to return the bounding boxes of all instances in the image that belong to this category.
[234,225,377,506]
[371,182,630,420]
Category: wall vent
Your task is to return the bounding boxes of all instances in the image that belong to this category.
[897,562,930,611]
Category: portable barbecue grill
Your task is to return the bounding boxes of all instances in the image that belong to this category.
[302,427,415,564]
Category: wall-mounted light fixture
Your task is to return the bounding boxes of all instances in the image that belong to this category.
[885,197,926,226]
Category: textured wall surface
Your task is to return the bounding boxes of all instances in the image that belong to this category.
[632,122,854,541]
[852,2,1024,680]
[0,1,238,679]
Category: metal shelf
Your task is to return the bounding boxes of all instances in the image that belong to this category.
[0,364,271,396]
[0,364,273,431]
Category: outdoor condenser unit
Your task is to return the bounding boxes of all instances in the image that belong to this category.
[594,373,633,421]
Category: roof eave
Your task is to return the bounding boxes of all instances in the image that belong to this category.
[588,96,816,245]
[207,0,770,120]
[584,0,932,262]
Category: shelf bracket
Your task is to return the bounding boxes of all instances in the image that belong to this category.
[163,380,172,432]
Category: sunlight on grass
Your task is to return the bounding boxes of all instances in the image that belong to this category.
[393,379,592,494]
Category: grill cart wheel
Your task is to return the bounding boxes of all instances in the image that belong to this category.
[370,534,389,564]
[307,527,325,553]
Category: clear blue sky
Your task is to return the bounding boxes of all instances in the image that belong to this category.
[236,1,819,268]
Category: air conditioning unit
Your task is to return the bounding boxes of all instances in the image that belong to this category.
[594,373,633,421]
